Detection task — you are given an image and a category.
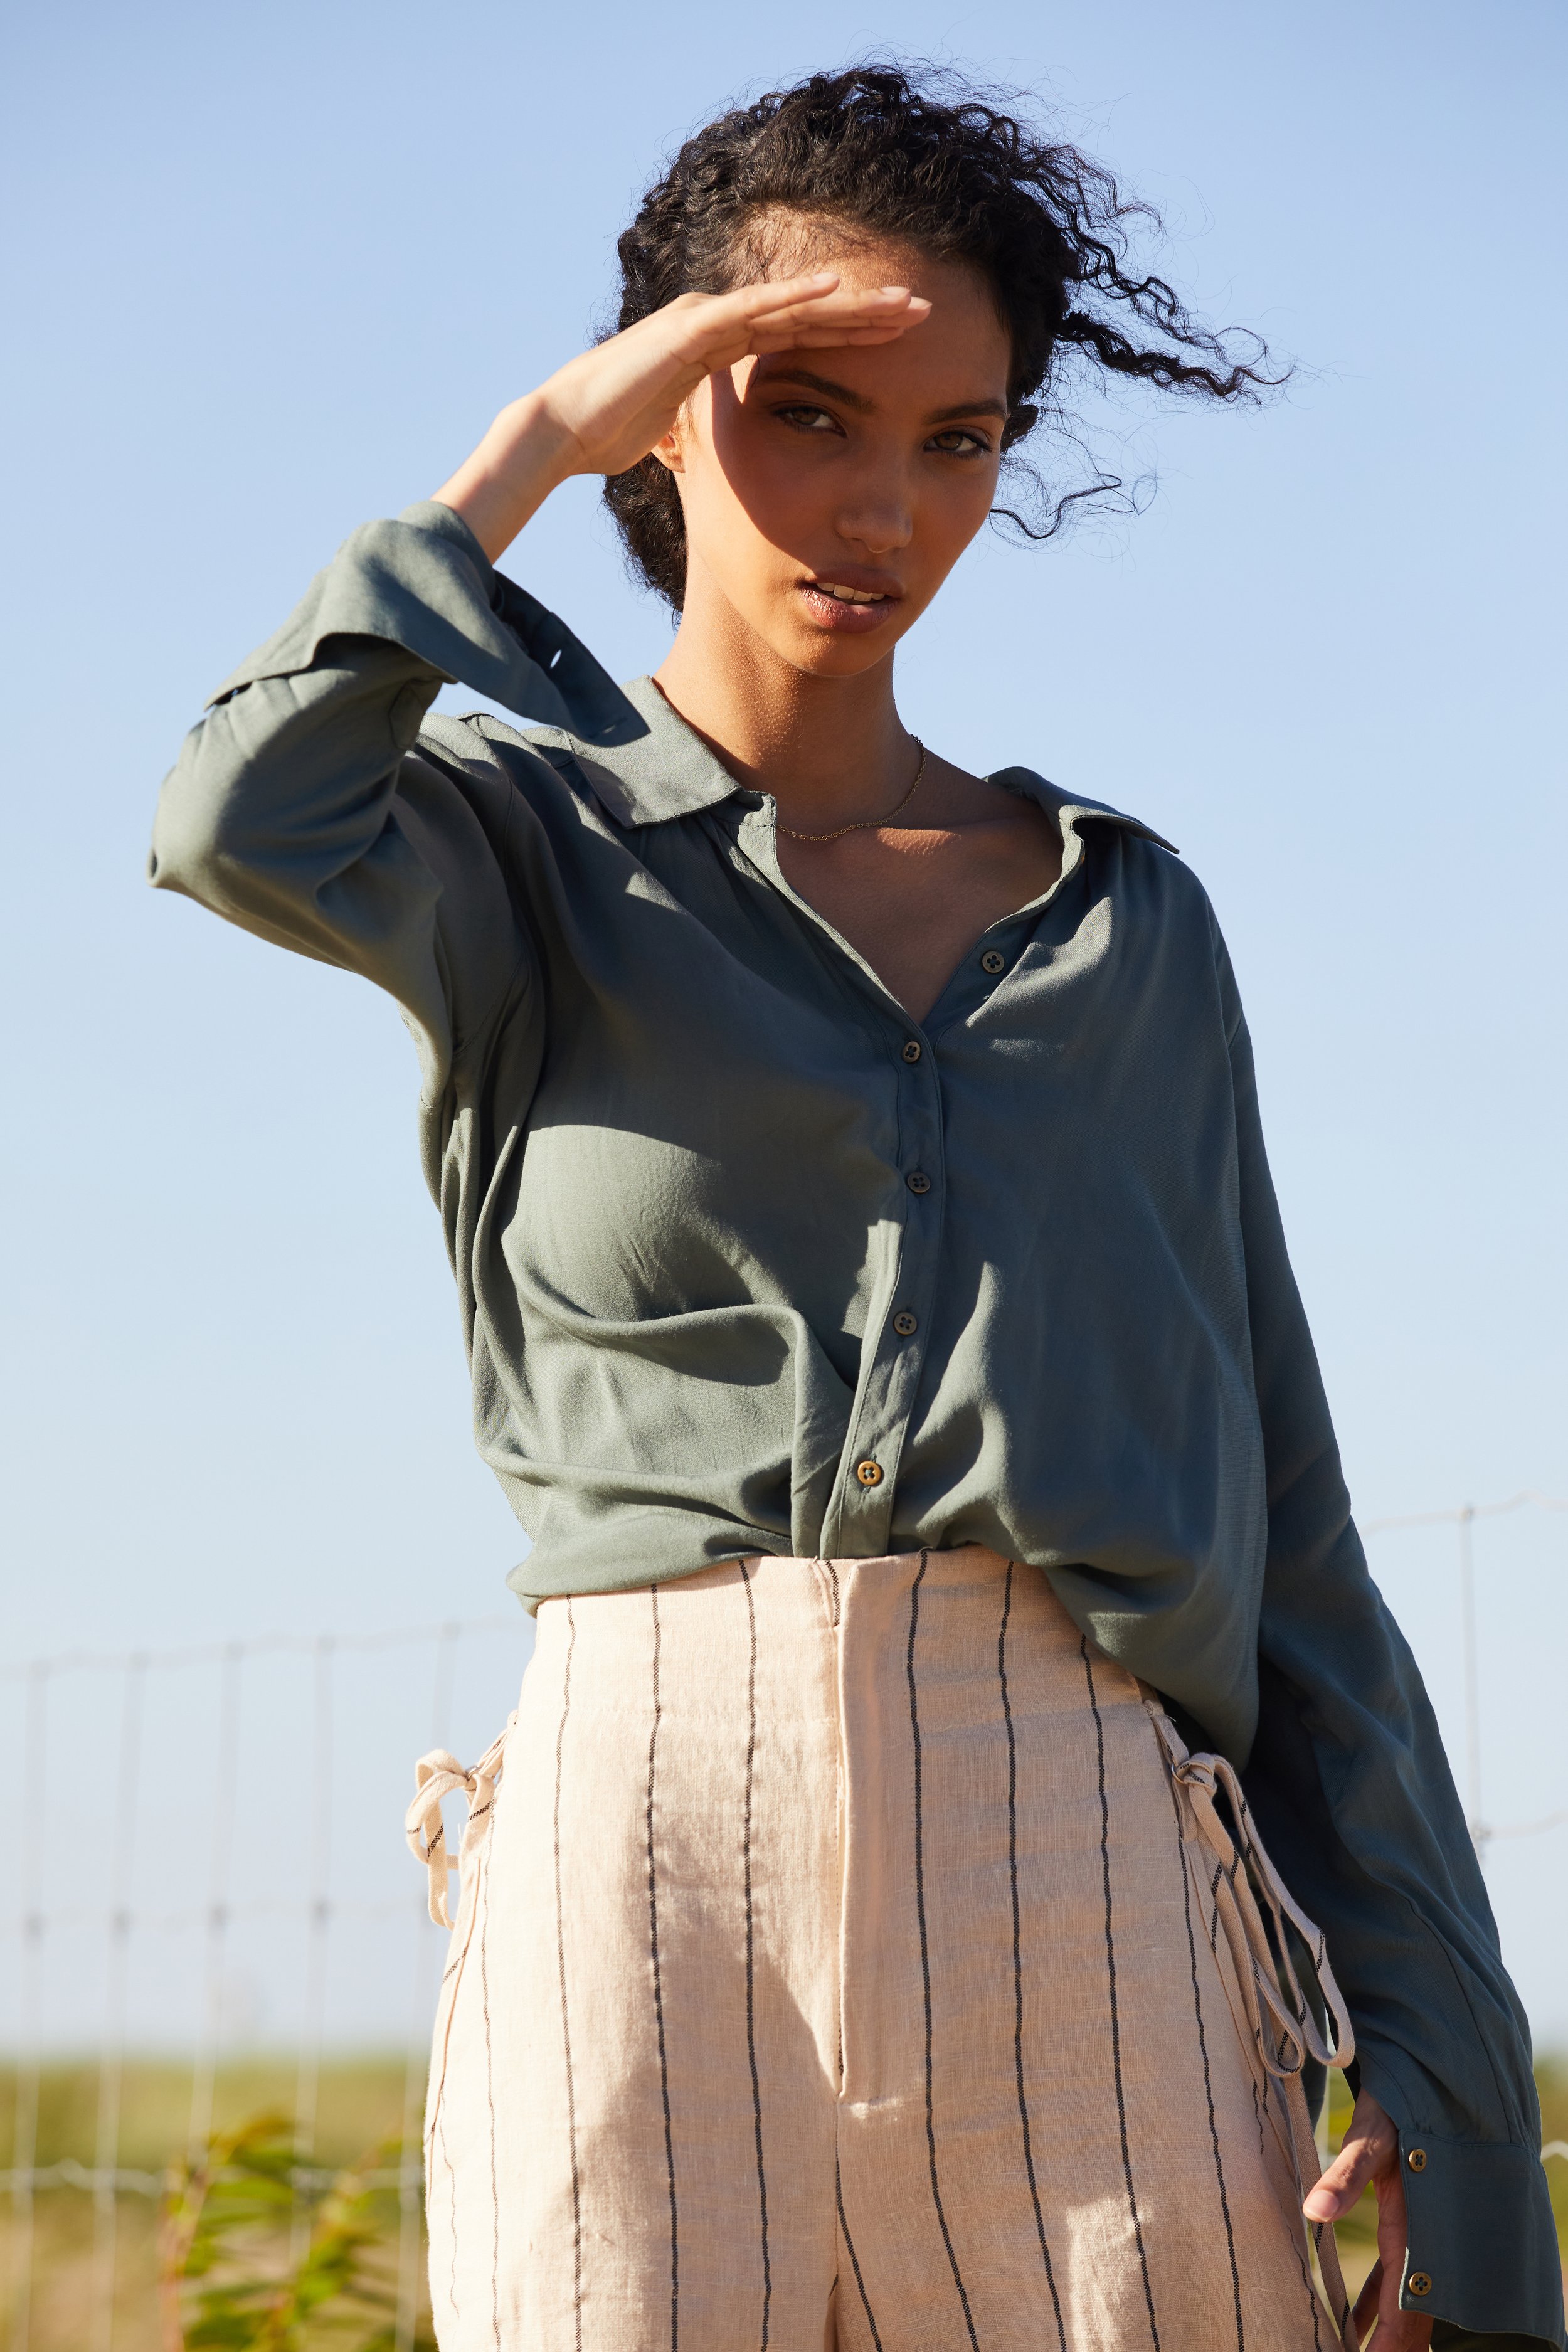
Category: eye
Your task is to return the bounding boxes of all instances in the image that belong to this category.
[927,427,992,457]
[774,404,844,435]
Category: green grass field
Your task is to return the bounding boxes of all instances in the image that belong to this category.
[3,2056,1564,2348]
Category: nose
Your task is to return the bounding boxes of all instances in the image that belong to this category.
[834,457,914,558]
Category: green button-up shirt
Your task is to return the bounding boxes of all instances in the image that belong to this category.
[151,501,1562,2346]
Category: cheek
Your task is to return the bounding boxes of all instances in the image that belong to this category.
[688,409,831,571]
[916,464,1003,578]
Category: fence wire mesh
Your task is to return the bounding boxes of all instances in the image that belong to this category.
[2,1611,529,2351]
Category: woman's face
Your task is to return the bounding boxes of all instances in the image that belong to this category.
[659,232,1012,675]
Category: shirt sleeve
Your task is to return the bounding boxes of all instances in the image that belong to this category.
[1218,953,1565,2347]
[149,499,628,1101]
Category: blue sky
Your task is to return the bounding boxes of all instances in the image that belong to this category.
[3,0,1564,2043]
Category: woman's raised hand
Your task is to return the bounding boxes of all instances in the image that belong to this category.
[433,275,930,562]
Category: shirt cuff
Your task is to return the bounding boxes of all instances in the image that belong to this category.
[1373,2111,1565,2345]
[208,501,638,746]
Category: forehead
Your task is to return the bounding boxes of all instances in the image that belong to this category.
[741,211,1011,393]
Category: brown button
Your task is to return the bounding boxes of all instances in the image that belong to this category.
[1406,2148,1427,2173]
[906,1170,931,1195]
[855,1459,884,1488]
[893,1311,918,1337]
[1406,2273,1431,2297]
[901,1039,922,1063]
[980,948,1007,975]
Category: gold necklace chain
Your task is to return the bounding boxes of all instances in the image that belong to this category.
[776,739,927,844]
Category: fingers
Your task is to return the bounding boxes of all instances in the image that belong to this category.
[714,275,931,342]
[748,285,932,348]
[729,270,840,315]
[752,312,930,351]
[1304,2092,1399,2225]
[1302,2129,1379,2222]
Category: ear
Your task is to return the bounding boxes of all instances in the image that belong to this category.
[652,411,688,477]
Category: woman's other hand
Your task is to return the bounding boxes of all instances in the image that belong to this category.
[433,275,930,562]
[1302,2089,1433,2347]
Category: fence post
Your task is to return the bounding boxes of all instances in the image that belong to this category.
[188,1644,244,2161]
[291,1635,336,2262]
[9,1663,50,2352]
[90,1655,146,2352]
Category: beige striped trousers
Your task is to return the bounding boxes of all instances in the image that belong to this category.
[408,1547,1353,2352]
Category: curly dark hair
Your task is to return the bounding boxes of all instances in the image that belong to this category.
[603,62,1282,609]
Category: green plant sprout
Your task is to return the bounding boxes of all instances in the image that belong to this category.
[157,2114,435,2351]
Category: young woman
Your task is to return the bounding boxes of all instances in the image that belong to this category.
[152,66,1560,2352]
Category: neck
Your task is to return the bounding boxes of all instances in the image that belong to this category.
[652,580,914,832]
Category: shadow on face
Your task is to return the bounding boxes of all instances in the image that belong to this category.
[660,223,1014,678]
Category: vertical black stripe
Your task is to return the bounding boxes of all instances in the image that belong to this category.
[835,2159,884,2352]
[907,1552,981,2352]
[479,1843,501,2349]
[1217,1851,1327,2348]
[998,1565,1068,2352]
[1283,2151,1328,2351]
[1162,1751,1244,2351]
[553,1599,583,2352]
[739,1561,771,2351]
[647,1587,679,2351]
[1273,2072,1330,2351]
[1301,2226,1331,2351]
[1081,1639,1160,2351]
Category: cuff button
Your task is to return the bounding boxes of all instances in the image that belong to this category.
[1406,2272,1431,2297]
[1406,2148,1427,2172]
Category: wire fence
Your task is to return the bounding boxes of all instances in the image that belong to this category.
[3,1495,1565,2350]
[1,1611,530,2352]
[1360,1490,1568,1851]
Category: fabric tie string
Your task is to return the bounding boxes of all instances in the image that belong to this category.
[1146,1702,1358,2349]
[404,1719,513,1928]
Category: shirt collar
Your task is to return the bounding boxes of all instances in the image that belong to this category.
[549,675,742,828]
[536,648,1175,856]
[987,765,1178,857]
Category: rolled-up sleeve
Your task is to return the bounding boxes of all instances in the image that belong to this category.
[1220,951,1564,2346]
[149,499,623,1096]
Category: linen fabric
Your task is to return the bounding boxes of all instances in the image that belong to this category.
[411,1547,1351,2352]
[151,502,1562,2342]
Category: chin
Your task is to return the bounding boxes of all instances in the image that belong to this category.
[763,607,913,678]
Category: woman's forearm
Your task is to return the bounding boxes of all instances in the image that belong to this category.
[432,389,582,564]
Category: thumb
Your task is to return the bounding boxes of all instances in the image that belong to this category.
[1303,2128,1377,2223]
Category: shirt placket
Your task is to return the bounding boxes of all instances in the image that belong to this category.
[733,802,1033,1558]
[824,1017,946,1554]
[820,926,1033,1554]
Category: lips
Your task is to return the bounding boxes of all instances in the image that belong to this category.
[797,575,903,633]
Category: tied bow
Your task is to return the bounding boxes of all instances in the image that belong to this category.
[404,1719,513,1927]
[1149,1710,1353,2079]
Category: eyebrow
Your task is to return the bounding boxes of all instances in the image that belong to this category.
[755,365,1009,425]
